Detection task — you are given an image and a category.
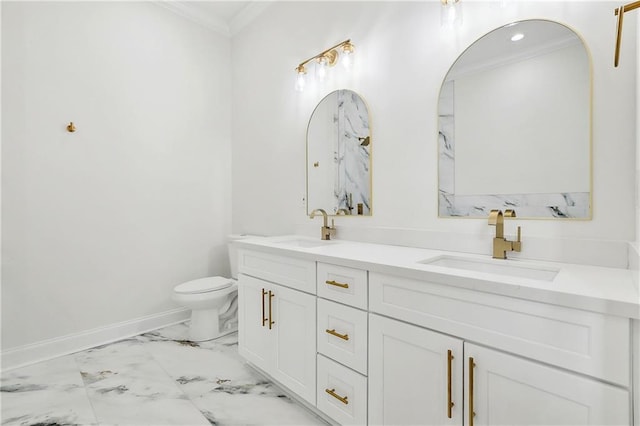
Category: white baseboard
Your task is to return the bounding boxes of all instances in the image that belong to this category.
[1,308,190,372]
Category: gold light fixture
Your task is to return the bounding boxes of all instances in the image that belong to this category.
[294,39,355,92]
[614,1,640,67]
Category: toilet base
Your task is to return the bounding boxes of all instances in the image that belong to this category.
[188,309,237,342]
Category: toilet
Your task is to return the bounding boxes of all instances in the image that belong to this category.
[172,235,250,342]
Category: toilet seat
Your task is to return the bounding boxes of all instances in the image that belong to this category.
[174,276,233,295]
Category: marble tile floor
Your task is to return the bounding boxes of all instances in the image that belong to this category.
[1,323,329,426]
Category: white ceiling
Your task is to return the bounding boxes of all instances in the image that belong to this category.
[154,1,271,37]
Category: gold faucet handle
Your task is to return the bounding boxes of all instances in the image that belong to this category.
[512,226,523,252]
[504,209,517,218]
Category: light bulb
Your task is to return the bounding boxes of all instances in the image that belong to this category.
[342,51,353,71]
[341,42,354,71]
[441,0,462,28]
[295,65,306,92]
[316,56,327,82]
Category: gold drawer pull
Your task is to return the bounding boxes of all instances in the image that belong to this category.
[325,388,349,405]
[325,329,349,341]
[326,279,349,289]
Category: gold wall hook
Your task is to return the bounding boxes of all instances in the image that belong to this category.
[66,122,76,132]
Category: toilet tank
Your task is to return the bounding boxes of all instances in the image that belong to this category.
[228,234,260,279]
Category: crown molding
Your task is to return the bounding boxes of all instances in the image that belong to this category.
[152,1,232,37]
[229,1,273,36]
[151,1,272,38]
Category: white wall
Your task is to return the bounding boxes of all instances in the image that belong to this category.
[231,1,637,266]
[1,2,232,351]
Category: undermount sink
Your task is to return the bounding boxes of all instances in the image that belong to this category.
[272,238,336,249]
[419,255,559,281]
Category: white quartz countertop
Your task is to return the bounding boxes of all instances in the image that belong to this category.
[235,235,640,319]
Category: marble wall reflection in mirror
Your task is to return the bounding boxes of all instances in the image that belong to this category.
[438,20,591,219]
[307,90,371,216]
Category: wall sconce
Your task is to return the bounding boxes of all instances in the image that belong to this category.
[441,0,462,28]
[295,39,355,92]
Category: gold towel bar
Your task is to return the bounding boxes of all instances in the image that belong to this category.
[614,1,640,66]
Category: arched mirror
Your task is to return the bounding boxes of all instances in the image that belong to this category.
[307,90,372,216]
[438,20,591,219]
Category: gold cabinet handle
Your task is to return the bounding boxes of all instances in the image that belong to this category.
[261,289,268,327]
[326,279,349,289]
[447,349,454,419]
[268,290,275,330]
[325,388,349,405]
[325,329,349,341]
[469,357,476,426]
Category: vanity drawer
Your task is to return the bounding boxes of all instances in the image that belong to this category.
[317,354,367,426]
[317,298,368,375]
[317,263,368,309]
[369,272,630,386]
[238,249,316,294]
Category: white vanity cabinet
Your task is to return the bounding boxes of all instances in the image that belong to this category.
[369,314,464,425]
[368,272,632,426]
[465,343,629,426]
[236,242,637,426]
[237,250,317,404]
[369,315,629,425]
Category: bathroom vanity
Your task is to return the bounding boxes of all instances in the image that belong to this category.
[236,236,639,426]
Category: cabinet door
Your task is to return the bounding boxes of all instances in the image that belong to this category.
[465,343,630,426]
[271,283,317,405]
[238,274,272,371]
[369,314,464,425]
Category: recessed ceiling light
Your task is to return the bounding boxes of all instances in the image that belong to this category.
[511,33,525,42]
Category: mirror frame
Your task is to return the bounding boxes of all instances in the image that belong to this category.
[306,89,373,216]
[437,19,593,220]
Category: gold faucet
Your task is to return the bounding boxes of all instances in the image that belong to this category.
[310,209,336,240]
[488,209,522,259]
[336,209,350,215]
